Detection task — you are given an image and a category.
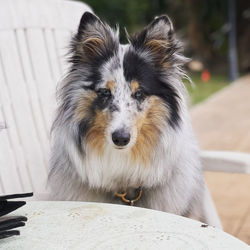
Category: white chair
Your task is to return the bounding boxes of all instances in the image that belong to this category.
[202,151,250,174]
[1,0,250,228]
[0,0,92,197]
[201,151,250,229]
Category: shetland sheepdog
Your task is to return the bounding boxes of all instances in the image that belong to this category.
[48,12,220,227]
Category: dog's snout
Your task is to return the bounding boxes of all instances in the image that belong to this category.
[112,130,130,147]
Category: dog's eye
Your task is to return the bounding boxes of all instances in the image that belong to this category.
[97,88,111,99]
[133,90,145,101]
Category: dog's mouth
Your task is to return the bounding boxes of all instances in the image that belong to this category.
[112,139,137,151]
[112,145,131,151]
[112,142,132,150]
[114,146,124,150]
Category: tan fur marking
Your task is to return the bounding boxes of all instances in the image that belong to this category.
[146,39,169,52]
[74,92,96,122]
[106,80,115,92]
[146,39,170,67]
[74,92,107,155]
[131,80,140,94]
[131,96,168,166]
[82,37,104,56]
[86,111,107,155]
[162,61,170,68]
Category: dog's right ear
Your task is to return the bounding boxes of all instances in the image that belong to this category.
[74,12,118,60]
[77,12,102,36]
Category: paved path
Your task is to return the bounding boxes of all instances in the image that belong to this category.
[190,75,250,244]
[191,75,250,152]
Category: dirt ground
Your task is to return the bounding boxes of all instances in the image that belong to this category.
[191,75,250,244]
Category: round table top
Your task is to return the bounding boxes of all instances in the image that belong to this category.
[1,201,249,250]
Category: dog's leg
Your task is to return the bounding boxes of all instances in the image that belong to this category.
[185,184,222,229]
[201,184,223,229]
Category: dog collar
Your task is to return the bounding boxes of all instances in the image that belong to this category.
[115,186,142,206]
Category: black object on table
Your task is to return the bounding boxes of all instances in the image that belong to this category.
[0,192,33,239]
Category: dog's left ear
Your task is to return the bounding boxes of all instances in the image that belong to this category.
[129,15,179,66]
[131,15,173,47]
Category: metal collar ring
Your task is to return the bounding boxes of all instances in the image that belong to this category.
[115,187,142,206]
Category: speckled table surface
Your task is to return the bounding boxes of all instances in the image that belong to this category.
[1,201,249,250]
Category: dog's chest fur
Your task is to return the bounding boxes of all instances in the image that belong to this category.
[49,119,204,216]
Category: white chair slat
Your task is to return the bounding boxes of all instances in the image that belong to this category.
[44,28,62,83]
[0,30,48,193]
[0,176,5,194]
[15,29,49,144]
[53,29,72,76]
[25,29,55,134]
[0,130,24,193]
[202,151,250,174]
[16,29,51,184]
[0,57,27,193]
[0,57,33,193]
[0,105,33,193]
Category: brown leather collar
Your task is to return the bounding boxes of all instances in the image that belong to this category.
[115,187,142,206]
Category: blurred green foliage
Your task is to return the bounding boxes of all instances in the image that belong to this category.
[81,0,228,53]
[185,73,229,105]
[80,0,250,73]
[82,0,171,42]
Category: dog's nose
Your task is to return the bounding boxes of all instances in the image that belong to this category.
[112,130,130,147]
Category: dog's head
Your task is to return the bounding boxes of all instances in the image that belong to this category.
[58,12,188,165]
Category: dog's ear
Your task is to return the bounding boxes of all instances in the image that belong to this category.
[131,15,173,48]
[77,12,101,34]
[129,15,180,67]
[74,12,118,60]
